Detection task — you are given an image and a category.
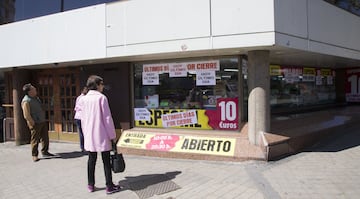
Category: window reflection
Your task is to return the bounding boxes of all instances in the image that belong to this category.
[1,0,118,23]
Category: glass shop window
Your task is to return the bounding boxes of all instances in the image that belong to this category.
[133,58,240,131]
[270,65,336,112]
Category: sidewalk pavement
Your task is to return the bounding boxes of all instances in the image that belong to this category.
[1,123,360,199]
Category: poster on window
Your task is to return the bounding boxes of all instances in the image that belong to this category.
[142,72,159,85]
[134,97,239,131]
[345,68,360,102]
[196,71,216,86]
[169,63,187,77]
[302,68,316,82]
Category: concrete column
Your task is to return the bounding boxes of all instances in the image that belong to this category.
[248,50,270,145]
[13,68,31,145]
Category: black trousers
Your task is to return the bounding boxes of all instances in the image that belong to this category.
[87,151,113,187]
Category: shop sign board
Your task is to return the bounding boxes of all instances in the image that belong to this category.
[302,67,316,82]
[134,98,239,130]
[118,131,236,157]
[345,68,360,102]
[270,65,281,76]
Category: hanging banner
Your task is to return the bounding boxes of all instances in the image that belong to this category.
[345,68,360,102]
[169,63,187,77]
[186,60,220,71]
[196,70,216,86]
[143,63,169,73]
[142,72,159,85]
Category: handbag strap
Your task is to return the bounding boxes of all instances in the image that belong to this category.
[111,140,118,154]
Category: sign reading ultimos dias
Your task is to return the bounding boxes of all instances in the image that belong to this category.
[134,98,239,130]
[118,131,236,156]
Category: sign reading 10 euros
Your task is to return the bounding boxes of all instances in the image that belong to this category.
[346,69,360,102]
[206,98,239,130]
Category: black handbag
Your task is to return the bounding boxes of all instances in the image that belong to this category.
[111,141,126,173]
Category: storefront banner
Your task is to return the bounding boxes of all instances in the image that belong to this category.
[135,109,212,129]
[142,72,159,85]
[161,110,198,127]
[134,108,151,121]
[143,63,169,73]
[196,70,216,86]
[143,60,220,75]
[169,63,187,77]
[205,98,239,130]
[118,131,236,156]
[186,60,220,71]
[302,67,316,82]
[345,68,360,102]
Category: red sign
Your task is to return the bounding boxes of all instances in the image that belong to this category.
[345,68,360,102]
[206,98,238,130]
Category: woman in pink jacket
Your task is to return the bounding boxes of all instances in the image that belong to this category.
[81,75,120,194]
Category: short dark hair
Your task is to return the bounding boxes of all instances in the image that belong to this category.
[86,75,103,90]
[22,83,33,95]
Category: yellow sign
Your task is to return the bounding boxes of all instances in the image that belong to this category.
[135,109,212,130]
[270,65,281,76]
[118,131,236,157]
[321,69,332,76]
[303,67,315,75]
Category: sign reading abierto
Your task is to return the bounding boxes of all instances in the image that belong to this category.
[118,131,236,157]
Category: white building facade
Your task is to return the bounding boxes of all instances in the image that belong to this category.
[1,0,360,160]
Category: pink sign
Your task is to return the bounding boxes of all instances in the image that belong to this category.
[146,134,180,151]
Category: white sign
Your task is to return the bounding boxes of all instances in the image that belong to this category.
[134,108,151,121]
[161,110,198,127]
[169,63,187,77]
[316,76,323,85]
[327,76,333,85]
[196,70,216,86]
[142,72,159,85]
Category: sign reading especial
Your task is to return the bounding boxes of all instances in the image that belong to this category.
[133,59,240,131]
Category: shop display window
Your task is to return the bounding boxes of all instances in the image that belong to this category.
[133,58,240,131]
[270,65,336,111]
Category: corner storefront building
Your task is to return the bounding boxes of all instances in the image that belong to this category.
[1,0,360,161]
